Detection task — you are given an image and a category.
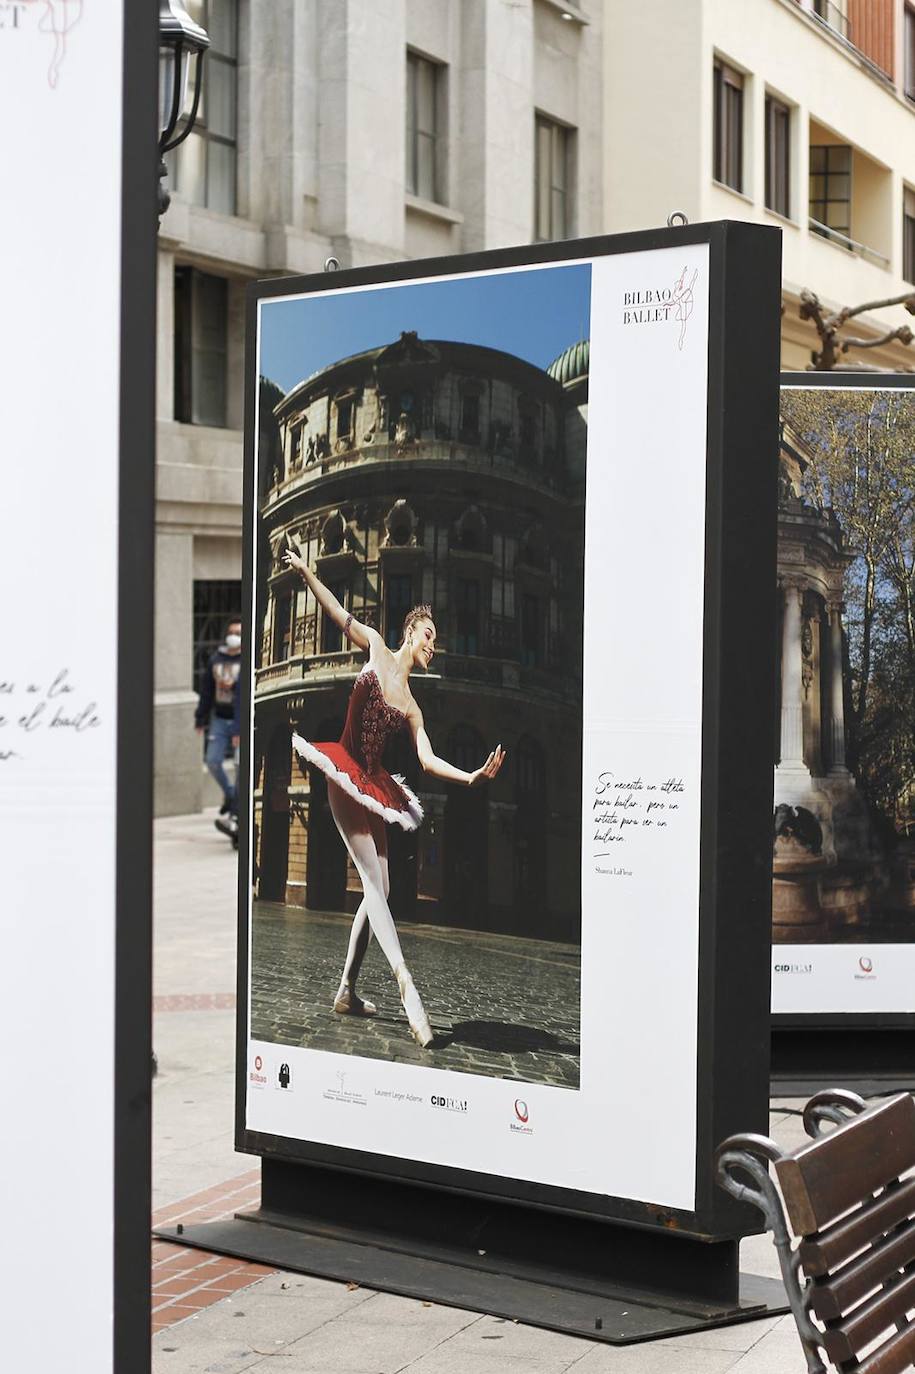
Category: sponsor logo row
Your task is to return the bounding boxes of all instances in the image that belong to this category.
[248,1055,535,1133]
[774,955,876,980]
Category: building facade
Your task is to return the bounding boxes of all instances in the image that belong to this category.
[253,333,587,940]
[158,0,915,817]
[605,0,915,369]
[155,0,603,814]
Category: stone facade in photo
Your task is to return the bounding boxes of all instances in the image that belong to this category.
[253,333,588,942]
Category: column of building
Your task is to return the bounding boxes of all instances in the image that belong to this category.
[826,600,850,778]
[776,581,808,779]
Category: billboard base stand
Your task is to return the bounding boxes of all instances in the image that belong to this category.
[155,1161,787,1346]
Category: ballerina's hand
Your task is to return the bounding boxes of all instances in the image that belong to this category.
[468,745,505,786]
[283,549,306,575]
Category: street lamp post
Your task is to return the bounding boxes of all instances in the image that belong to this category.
[158,0,210,219]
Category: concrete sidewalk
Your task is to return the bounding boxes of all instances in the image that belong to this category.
[152,810,807,1373]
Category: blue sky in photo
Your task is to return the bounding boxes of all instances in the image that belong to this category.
[259,262,592,392]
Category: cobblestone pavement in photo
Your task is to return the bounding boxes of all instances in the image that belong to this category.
[251,902,581,1089]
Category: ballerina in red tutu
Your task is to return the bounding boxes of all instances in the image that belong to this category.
[283,548,505,1047]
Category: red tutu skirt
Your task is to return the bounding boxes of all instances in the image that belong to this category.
[292,735,424,831]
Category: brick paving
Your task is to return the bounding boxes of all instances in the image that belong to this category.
[251,902,581,1089]
[151,1171,272,1333]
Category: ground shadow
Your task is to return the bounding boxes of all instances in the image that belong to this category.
[442,1020,580,1057]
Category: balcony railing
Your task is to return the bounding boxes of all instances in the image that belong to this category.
[808,218,890,269]
[811,0,848,41]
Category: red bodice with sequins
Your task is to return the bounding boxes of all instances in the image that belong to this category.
[290,669,423,831]
[339,669,407,774]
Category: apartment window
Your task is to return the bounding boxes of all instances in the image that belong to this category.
[765,95,791,218]
[459,391,480,440]
[906,6,915,100]
[336,397,354,443]
[813,0,848,40]
[193,580,241,695]
[516,736,546,798]
[535,115,572,241]
[521,594,542,668]
[273,592,292,665]
[385,574,413,649]
[455,579,481,657]
[321,581,347,654]
[174,266,228,427]
[713,60,744,193]
[905,189,915,284]
[406,51,445,203]
[809,145,851,242]
[167,0,238,214]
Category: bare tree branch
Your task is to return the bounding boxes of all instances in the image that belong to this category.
[796,288,915,371]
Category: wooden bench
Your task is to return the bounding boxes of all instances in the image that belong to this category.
[715,1089,915,1374]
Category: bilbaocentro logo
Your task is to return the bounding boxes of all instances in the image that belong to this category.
[510,1098,533,1136]
[855,955,876,981]
[622,266,699,351]
[249,1052,267,1089]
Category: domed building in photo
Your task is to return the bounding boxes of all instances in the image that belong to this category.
[252,331,589,941]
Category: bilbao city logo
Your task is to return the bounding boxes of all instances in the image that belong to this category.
[622,266,699,351]
[249,1052,267,1088]
[514,1099,529,1124]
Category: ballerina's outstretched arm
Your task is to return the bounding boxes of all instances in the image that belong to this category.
[283,548,380,653]
[407,707,505,786]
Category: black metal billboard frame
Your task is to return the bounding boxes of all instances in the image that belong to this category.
[114,3,159,1371]
[158,219,788,1342]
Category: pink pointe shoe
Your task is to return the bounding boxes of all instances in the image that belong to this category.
[395,962,434,1048]
[333,982,377,1017]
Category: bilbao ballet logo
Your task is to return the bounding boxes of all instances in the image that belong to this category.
[622,266,699,351]
[277,1062,291,1090]
[5,1,84,88]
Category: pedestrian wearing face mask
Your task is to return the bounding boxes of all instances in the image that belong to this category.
[214,670,242,848]
[195,618,242,825]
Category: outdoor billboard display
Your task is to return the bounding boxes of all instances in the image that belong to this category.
[772,374,915,1025]
[237,224,782,1234]
[0,4,157,1370]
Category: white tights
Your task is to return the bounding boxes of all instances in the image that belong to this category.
[327,781,405,987]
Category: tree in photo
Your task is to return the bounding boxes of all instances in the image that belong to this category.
[780,388,915,834]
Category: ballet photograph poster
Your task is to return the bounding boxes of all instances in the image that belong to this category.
[242,237,719,1210]
[247,262,590,1096]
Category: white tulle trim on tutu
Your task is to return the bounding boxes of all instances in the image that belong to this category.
[291,733,424,832]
